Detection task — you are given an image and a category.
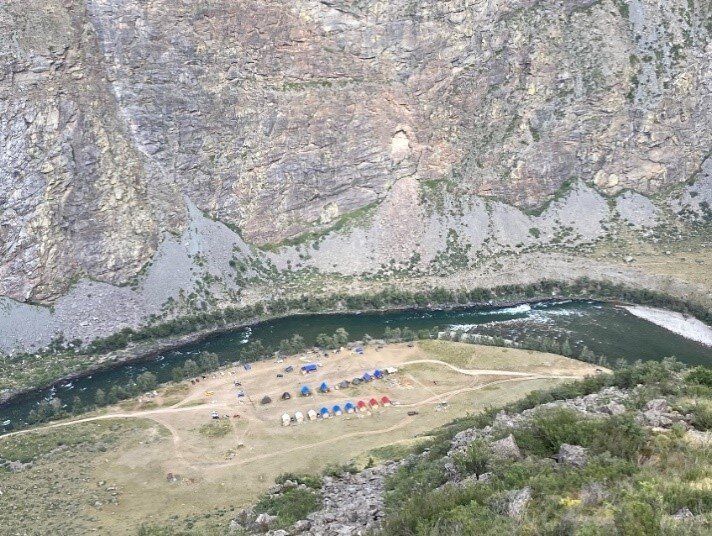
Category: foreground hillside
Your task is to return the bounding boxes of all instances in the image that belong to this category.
[1,0,711,359]
[227,360,712,536]
[0,342,601,534]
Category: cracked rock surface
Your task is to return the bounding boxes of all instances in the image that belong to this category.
[1,0,711,306]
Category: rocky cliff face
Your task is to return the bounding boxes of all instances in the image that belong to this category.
[1,1,711,316]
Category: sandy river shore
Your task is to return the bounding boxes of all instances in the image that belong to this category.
[624,305,712,347]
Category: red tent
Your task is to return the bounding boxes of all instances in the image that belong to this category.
[381,396,392,406]
[357,400,367,409]
[369,398,379,407]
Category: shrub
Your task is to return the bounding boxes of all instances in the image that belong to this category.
[253,488,320,528]
[614,499,661,536]
[511,408,596,457]
[197,420,231,438]
[687,367,712,387]
[385,457,448,509]
[275,472,323,490]
[322,462,358,478]
[661,483,712,515]
[453,440,491,477]
[590,415,648,461]
[690,403,712,431]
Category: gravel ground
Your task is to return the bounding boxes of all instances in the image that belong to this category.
[624,305,712,347]
[616,191,660,228]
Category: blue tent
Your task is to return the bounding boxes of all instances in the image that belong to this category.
[300,385,312,396]
[374,369,384,379]
[344,402,355,413]
[319,407,330,417]
[332,405,342,415]
[301,364,318,373]
[355,346,364,353]
[362,372,372,382]
[319,381,329,393]
[243,363,252,370]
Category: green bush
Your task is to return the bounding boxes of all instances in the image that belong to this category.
[511,408,597,457]
[385,457,448,509]
[253,488,320,528]
[614,499,661,536]
[197,421,231,438]
[275,472,323,490]
[590,415,648,461]
[687,367,712,387]
[453,440,491,477]
[322,462,358,478]
[661,484,712,515]
[689,403,712,431]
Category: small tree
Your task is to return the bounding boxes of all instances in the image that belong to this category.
[108,385,126,403]
[198,352,220,373]
[561,339,573,357]
[417,329,431,340]
[172,367,184,383]
[136,371,158,392]
[334,328,349,346]
[49,397,63,415]
[95,388,106,406]
[402,327,415,342]
[580,346,595,363]
[316,333,334,349]
[290,334,306,351]
[242,340,266,360]
[384,327,402,342]
[72,396,84,415]
[182,359,200,378]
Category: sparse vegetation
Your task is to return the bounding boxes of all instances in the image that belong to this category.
[253,487,321,528]
[228,361,712,535]
[0,420,165,535]
[197,420,232,438]
[378,360,712,535]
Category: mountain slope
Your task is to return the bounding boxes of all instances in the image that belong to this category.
[2,0,711,303]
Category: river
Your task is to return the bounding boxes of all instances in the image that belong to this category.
[2,300,711,430]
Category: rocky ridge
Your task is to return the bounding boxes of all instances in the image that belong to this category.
[229,383,705,535]
[1,0,711,310]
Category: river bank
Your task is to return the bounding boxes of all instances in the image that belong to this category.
[623,306,712,347]
[2,284,711,414]
[0,298,542,407]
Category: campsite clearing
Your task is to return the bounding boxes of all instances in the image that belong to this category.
[0,341,604,534]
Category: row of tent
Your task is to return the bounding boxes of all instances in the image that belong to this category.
[297,368,398,397]
[281,396,393,426]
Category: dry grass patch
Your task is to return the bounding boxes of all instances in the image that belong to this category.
[0,419,166,536]
[197,420,233,438]
[417,340,597,375]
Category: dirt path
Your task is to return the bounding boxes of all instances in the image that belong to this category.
[0,360,579,441]
[186,376,560,471]
[400,359,582,379]
[399,376,558,407]
[0,403,229,439]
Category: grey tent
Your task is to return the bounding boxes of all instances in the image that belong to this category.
[260,395,273,405]
[281,392,292,400]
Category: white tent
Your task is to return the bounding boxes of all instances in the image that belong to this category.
[295,411,304,423]
[281,413,291,426]
[386,367,399,374]
[307,409,318,421]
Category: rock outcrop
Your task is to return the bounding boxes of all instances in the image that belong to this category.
[1,0,711,308]
[231,384,699,535]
